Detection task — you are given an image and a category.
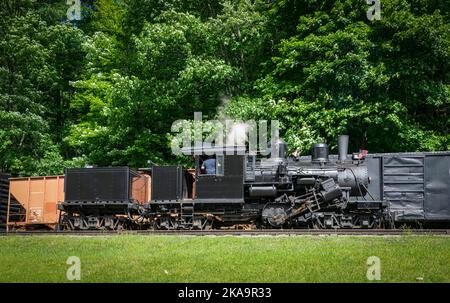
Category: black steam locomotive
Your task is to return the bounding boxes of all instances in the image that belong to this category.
[58,136,450,230]
[145,135,386,230]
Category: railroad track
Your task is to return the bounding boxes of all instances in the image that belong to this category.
[1,229,450,236]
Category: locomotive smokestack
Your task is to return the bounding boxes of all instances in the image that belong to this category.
[338,135,349,162]
[312,143,329,163]
[271,139,288,159]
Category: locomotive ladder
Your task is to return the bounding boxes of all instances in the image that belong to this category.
[180,202,195,227]
[301,190,322,215]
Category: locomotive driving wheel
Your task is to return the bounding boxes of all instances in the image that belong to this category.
[261,204,290,228]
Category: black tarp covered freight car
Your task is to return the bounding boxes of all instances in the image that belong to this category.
[366,152,450,222]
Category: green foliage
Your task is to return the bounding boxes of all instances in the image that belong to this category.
[226,0,449,153]
[209,0,272,83]
[66,9,238,168]
[123,0,222,33]
[88,0,126,36]
[0,0,448,175]
[0,3,84,175]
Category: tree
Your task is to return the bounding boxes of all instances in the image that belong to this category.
[66,11,238,167]
[225,0,450,153]
[0,3,85,175]
[1,0,448,175]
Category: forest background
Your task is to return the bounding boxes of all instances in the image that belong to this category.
[0,0,448,175]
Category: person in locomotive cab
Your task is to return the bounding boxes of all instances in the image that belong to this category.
[292,148,301,161]
[201,156,216,174]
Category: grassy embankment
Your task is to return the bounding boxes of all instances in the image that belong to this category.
[0,235,449,282]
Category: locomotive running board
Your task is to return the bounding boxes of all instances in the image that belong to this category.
[151,199,244,204]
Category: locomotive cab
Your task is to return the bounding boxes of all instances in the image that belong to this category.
[188,146,246,203]
[146,145,247,229]
[150,145,246,204]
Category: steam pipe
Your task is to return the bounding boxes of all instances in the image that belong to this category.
[338,135,349,162]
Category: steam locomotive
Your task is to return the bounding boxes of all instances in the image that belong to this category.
[58,136,450,230]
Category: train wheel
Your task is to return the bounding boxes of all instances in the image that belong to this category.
[261,204,289,228]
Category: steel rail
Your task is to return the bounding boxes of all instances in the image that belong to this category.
[1,229,449,236]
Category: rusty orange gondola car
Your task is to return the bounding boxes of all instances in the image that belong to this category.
[7,175,64,231]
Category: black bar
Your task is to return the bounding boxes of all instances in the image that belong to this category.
[0,283,447,301]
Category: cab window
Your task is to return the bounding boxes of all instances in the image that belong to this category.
[216,155,224,176]
[200,155,224,176]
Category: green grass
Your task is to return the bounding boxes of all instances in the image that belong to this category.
[0,235,449,282]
